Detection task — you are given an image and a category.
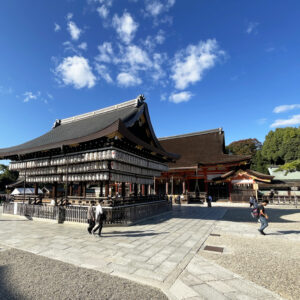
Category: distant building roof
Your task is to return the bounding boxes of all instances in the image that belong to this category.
[159,128,251,168]
[268,167,300,181]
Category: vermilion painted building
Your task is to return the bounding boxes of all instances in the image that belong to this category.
[156,129,273,202]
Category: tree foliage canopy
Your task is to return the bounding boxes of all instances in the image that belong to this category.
[261,127,300,165]
[226,138,262,156]
[0,164,18,192]
[276,159,300,173]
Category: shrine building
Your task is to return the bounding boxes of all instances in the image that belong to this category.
[156,129,273,202]
[0,95,178,206]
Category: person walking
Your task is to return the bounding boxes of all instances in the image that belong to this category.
[206,194,212,207]
[258,199,269,235]
[92,200,103,237]
[249,196,256,207]
[87,201,95,234]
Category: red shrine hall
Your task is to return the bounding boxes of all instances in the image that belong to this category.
[155,129,273,202]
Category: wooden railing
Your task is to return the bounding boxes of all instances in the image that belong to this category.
[3,200,172,225]
[259,195,299,206]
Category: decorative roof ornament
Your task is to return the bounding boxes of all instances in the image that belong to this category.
[136,94,145,107]
[52,119,61,129]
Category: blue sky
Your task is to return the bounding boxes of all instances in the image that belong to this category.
[1,0,300,163]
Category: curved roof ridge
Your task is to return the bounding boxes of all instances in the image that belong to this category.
[158,128,223,141]
[61,95,144,125]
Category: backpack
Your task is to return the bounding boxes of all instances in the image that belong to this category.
[251,206,260,219]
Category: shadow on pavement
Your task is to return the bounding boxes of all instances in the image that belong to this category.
[102,230,169,237]
[136,205,227,225]
[0,265,17,300]
[222,207,300,223]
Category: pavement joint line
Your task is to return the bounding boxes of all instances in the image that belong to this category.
[163,209,228,290]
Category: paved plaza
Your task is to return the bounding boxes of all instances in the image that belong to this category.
[1,204,298,299]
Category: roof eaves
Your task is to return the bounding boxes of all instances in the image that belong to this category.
[158,128,223,141]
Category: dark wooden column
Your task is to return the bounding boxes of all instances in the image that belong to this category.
[100,182,103,197]
[105,181,109,197]
[52,182,57,199]
[34,183,38,195]
[82,182,86,198]
[134,183,138,196]
[121,182,126,197]
[78,182,82,196]
[69,182,73,196]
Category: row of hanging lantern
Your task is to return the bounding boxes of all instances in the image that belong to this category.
[110,173,153,185]
[9,149,167,172]
[111,161,161,177]
[26,172,110,183]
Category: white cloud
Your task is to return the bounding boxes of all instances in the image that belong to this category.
[78,42,88,50]
[145,0,175,17]
[54,23,61,32]
[271,114,300,128]
[246,22,259,34]
[67,21,82,40]
[171,39,224,90]
[95,64,113,83]
[97,5,109,18]
[95,42,114,63]
[66,13,73,20]
[155,29,165,44]
[256,118,267,125]
[55,56,96,89]
[117,72,142,87]
[169,91,192,104]
[122,45,152,70]
[273,104,300,114]
[152,52,167,80]
[23,91,40,103]
[112,12,138,44]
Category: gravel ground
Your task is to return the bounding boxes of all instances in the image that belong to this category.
[0,247,167,300]
[200,207,300,300]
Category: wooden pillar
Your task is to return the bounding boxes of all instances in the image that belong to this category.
[69,182,73,196]
[52,182,57,199]
[129,183,132,195]
[34,183,38,195]
[105,181,109,197]
[82,182,86,198]
[187,180,190,193]
[100,182,103,197]
[78,183,82,196]
[134,183,138,196]
[141,184,145,196]
[228,181,232,202]
[166,182,169,195]
[182,181,186,194]
[121,182,126,197]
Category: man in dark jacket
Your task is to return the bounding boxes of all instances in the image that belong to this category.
[87,201,95,234]
[258,200,269,235]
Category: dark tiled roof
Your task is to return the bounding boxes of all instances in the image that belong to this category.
[0,96,176,159]
[159,129,251,168]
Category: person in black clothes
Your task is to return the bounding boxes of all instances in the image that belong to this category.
[258,200,269,235]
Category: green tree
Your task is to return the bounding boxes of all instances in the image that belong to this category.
[250,150,269,174]
[276,159,300,174]
[261,127,300,164]
[0,164,18,192]
[226,138,262,156]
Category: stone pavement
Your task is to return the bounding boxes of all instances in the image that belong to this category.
[0,205,282,299]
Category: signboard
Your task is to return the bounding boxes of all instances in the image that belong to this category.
[291,187,298,191]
